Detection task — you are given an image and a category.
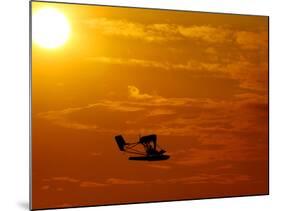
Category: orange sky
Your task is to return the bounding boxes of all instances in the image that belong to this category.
[32,1,269,209]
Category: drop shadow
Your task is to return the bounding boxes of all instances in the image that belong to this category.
[17,201,29,210]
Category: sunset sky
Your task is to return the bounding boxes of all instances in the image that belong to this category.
[32,1,268,209]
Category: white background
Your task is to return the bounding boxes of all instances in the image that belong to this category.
[0,0,279,210]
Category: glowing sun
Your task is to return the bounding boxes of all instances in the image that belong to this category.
[33,8,71,49]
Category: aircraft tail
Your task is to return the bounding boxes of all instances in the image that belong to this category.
[115,135,127,151]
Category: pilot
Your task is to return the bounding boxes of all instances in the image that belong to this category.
[146,143,158,156]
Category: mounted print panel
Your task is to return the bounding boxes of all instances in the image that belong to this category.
[31,1,269,210]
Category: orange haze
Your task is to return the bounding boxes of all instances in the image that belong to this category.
[32,1,269,209]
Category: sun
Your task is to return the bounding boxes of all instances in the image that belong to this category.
[32,8,71,49]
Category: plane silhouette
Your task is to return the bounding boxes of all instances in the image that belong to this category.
[115,134,170,161]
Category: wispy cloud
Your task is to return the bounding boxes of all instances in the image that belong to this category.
[236,31,268,50]
[37,86,268,140]
[106,178,145,185]
[37,107,99,131]
[178,25,232,43]
[80,181,107,188]
[43,173,252,191]
[41,185,50,190]
[87,56,223,73]
[159,174,251,185]
[146,108,175,117]
[88,55,268,92]
[86,17,267,49]
[87,57,170,70]
[45,177,79,183]
[146,164,171,170]
[86,18,180,42]
[37,87,267,176]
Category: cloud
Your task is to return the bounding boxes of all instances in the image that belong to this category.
[106,178,145,185]
[37,85,204,132]
[85,18,180,42]
[41,185,50,190]
[87,57,170,70]
[87,56,223,74]
[165,174,251,185]
[42,171,253,192]
[146,108,175,117]
[37,85,268,144]
[236,31,268,50]
[80,178,146,188]
[37,100,146,131]
[51,177,79,183]
[102,174,251,186]
[128,85,154,100]
[80,181,107,188]
[37,86,267,179]
[98,100,144,112]
[37,105,99,130]
[86,17,268,49]
[205,47,217,55]
[224,59,268,91]
[43,176,144,189]
[146,164,171,170]
[178,25,232,43]
[41,177,80,191]
[88,54,268,92]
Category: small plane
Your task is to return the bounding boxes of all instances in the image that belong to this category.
[114,134,170,161]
